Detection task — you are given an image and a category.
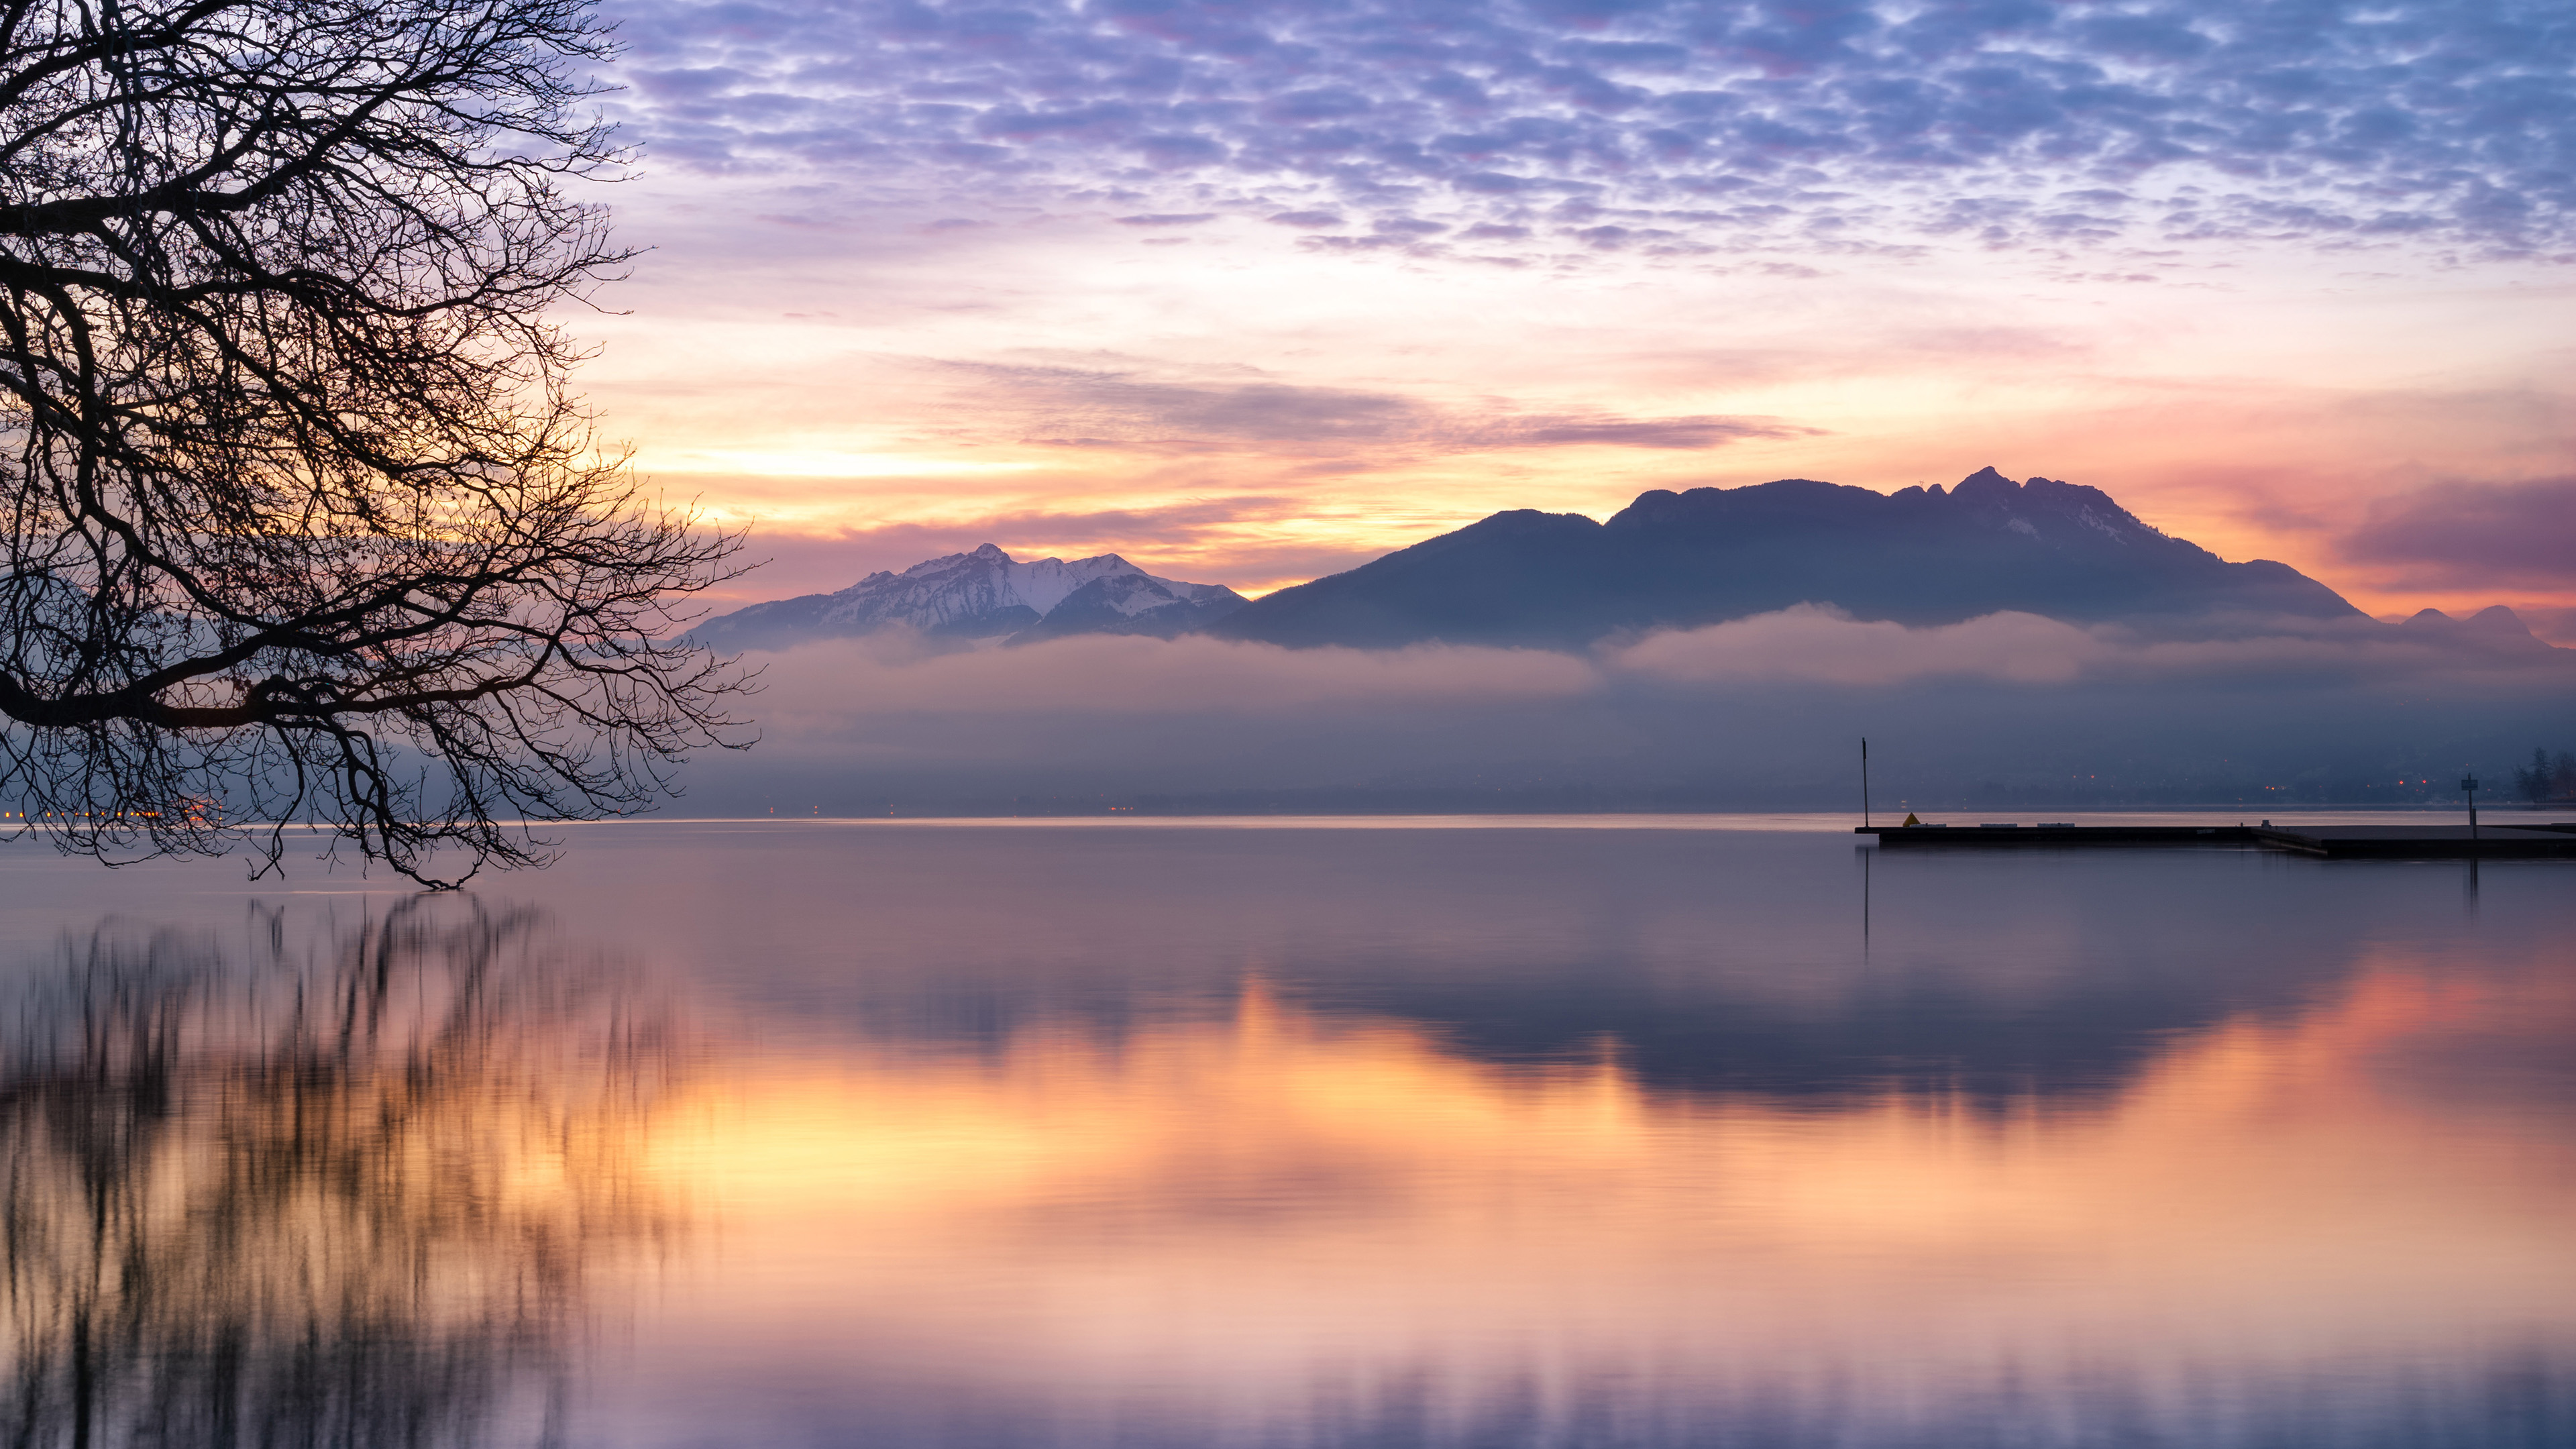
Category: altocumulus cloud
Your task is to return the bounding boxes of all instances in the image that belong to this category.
[604,0,2576,256]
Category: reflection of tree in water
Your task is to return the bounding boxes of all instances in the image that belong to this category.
[0,898,685,1448]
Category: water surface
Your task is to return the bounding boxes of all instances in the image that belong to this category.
[2,820,2569,1446]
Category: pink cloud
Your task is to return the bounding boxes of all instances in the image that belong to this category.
[2338,477,2576,589]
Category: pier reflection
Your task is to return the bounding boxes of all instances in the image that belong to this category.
[0,900,685,1448]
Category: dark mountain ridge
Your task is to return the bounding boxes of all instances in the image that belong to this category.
[1212,468,2368,649]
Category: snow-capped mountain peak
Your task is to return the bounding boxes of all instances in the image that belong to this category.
[692,546,1247,651]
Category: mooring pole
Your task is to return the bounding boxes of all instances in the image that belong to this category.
[1862,738,1871,829]
[2462,771,2480,851]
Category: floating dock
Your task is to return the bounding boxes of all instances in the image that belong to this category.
[1858,821,2576,859]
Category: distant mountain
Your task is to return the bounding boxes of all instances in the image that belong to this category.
[693,544,1246,651]
[2395,604,2557,651]
[1211,468,2367,649]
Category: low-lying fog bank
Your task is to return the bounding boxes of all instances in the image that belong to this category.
[672,608,2576,816]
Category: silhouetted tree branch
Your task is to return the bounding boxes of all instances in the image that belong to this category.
[0,0,749,886]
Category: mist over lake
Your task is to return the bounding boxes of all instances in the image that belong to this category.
[680,618,2574,816]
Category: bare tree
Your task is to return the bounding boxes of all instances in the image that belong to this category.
[0,0,748,887]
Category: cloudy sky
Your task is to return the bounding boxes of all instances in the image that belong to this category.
[572,0,2575,637]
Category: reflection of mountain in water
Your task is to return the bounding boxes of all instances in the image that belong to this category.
[815,959,2346,1111]
[730,831,2369,1111]
[0,900,684,1448]
[616,962,2576,1449]
[1297,957,2341,1108]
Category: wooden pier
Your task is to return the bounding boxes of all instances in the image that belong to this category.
[1858,821,2576,859]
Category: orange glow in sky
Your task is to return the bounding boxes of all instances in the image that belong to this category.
[579,211,2576,634]
[566,0,2576,649]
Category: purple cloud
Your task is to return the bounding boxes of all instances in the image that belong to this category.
[601,0,2576,254]
[2340,477,2576,588]
[922,360,1805,452]
[1502,415,1805,449]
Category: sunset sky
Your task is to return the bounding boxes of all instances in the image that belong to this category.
[575,0,2575,637]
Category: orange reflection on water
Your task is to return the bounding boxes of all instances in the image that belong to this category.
[623,947,2576,1434]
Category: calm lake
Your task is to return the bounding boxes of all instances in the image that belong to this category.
[2,819,2569,1448]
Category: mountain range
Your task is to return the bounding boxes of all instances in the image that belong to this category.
[1212,468,2373,649]
[690,543,1246,651]
[694,469,2555,653]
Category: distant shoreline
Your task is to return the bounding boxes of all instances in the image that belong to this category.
[577,805,2538,830]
